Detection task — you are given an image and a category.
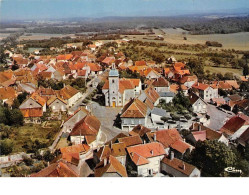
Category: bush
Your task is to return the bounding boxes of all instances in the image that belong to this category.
[0,139,13,155]
[23,156,33,166]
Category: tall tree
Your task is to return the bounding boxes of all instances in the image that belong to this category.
[188,140,237,176]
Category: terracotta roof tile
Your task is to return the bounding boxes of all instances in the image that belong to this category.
[94,155,128,177]
[31,161,79,177]
[120,98,148,118]
[161,157,197,176]
[118,135,143,147]
[126,142,165,166]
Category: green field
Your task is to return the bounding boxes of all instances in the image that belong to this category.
[9,121,61,153]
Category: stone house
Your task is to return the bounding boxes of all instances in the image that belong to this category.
[94,155,128,177]
[149,129,193,158]
[220,114,249,140]
[62,107,90,133]
[192,82,218,101]
[189,92,207,114]
[47,95,67,113]
[69,114,101,145]
[161,155,200,177]
[120,98,149,132]
[151,77,170,93]
[55,85,83,107]
[188,123,229,146]
[19,93,46,123]
[126,142,166,177]
[94,143,127,166]
[158,92,175,103]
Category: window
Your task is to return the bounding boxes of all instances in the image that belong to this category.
[112,79,114,83]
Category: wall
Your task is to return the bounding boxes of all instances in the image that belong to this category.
[137,155,164,177]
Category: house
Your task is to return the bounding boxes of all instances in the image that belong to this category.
[161,155,200,177]
[69,114,101,145]
[94,155,128,177]
[188,123,228,146]
[151,129,193,157]
[118,135,143,147]
[238,128,249,147]
[135,60,147,66]
[138,86,160,111]
[62,107,90,133]
[120,98,149,132]
[60,144,90,165]
[102,57,115,67]
[87,63,102,77]
[129,125,152,141]
[192,82,218,101]
[143,68,161,79]
[189,92,207,114]
[47,95,67,113]
[126,142,166,176]
[30,160,79,177]
[19,93,46,124]
[151,107,167,124]
[220,114,249,140]
[179,75,198,88]
[102,68,141,107]
[94,143,127,166]
[158,92,175,103]
[151,77,170,92]
[0,71,16,88]
[0,87,17,106]
[55,85,82,107]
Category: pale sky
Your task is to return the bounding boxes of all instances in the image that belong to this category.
[0,0,248,20]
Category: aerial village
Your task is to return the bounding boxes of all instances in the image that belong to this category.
[0,39,249,177]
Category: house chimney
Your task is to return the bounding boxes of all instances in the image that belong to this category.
[170,151,174,160]
[154,133,157,141]
[180,163,185,170]
[104,158,107,166]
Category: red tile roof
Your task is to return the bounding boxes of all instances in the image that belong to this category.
[31,161,79,177]
[135,60,147,66]
[161,157,197,176]
[129,125,152,137]
[120,98,148,118]
[152,77,169,87]
[155,129,192,154]
[70,115,100,143]
[31,92,46,106]
[126,142,166,166]
[118,135,143,147]
[220,115,249,135]
[95,155,128,177]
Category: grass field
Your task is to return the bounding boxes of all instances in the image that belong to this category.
[204,66,243,78]
[9,121,61,153]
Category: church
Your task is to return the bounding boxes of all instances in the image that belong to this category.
[102,67,141,107]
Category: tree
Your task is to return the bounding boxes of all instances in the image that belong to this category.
[17,92,28,104]
[0,139,13,155]
[188,140,237,176]
[243,65,249,76]
[173,91,192,112]
[8,109,24,126]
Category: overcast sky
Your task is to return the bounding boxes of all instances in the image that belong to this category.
[0,0,248,20]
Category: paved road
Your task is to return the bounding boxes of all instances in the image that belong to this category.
[88,101,126,143]
[207,104,234,130]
